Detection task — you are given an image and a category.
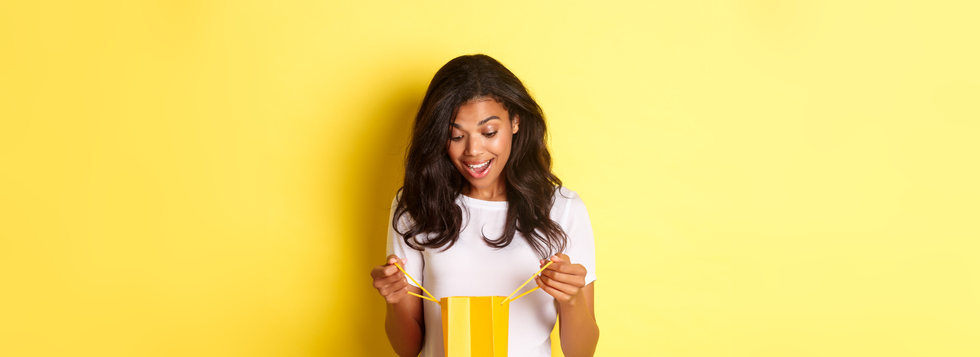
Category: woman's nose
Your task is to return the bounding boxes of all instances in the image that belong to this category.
[465,136,483,156]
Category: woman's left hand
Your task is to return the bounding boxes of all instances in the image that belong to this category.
[535,253,588,303]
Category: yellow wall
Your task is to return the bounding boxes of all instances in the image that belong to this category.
[1,1,977,356]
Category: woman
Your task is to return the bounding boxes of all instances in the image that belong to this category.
[370,54,599,357]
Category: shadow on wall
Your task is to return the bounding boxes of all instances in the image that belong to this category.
[332,76,424,356]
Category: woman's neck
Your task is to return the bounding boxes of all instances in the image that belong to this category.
[463,181,508,201]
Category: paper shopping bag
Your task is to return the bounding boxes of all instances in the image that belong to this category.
[395,261,553,357]
[441,296,509,357]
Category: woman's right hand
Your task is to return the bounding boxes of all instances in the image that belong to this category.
[371,254,410,304]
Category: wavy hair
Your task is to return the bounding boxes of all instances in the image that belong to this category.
[393,54,566,259]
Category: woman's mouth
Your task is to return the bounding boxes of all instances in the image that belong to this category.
[465,159,492,178]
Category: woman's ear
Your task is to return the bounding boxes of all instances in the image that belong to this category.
[512,115,520,133]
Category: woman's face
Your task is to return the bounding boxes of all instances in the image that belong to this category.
[448,98,520,197]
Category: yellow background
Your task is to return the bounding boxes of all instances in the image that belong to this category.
[1,1,978,356]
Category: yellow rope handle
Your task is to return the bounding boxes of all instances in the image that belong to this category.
[394,262,439,303]
[408,291,439,303]
[508,286,540,302]
[502,261,553,304]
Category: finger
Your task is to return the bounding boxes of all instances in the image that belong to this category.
[545,261,587,276]
[373,271,407,289]
[371,264,399,279]
[540,269,586,287]
[549,253,572,263]
[535,276,571,301]
[385,255,408,269]
[386,254,402,265]
[385,286,408,304]
[378,264,404,278]
[370,265,388,279]
[380,279,408,297]
[379,277,409,297]
[380,271,408,286]
[538,273,580,295]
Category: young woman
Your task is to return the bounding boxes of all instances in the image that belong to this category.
[370,54,599,357]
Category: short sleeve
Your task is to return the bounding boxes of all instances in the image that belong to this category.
[560,189,598,285]
[386,195,424,288]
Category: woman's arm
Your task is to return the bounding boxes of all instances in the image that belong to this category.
[535,254,599,357]
[557,282,598,357]
[385,285,425,356]
[372,255,426,357]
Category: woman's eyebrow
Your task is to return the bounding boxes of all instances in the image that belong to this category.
[451,116,501,128]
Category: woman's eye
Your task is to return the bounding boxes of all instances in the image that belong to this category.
[483,131,498,138]
[451,135,463,141]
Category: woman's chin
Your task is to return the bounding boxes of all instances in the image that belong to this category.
[464,176,500,191]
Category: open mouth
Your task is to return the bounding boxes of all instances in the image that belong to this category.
[465,159,492,178]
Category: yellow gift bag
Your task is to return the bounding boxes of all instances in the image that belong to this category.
[395,261,552,357]
[440,296,509,357]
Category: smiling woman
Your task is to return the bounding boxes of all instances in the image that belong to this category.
[369,54,599,357]
[448,99,519,199]
[394,54,568,259]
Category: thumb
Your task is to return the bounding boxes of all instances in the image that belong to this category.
[386,254,402,266]
[550,253,570,263]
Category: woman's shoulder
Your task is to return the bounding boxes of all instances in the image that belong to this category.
[553,186,587,203]
[388,192,402,215]
[554,186,580,200]
[552,186,589,214]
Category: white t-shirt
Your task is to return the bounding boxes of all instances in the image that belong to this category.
[387,187,597,357]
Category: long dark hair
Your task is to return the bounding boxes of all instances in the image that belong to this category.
[393,54,566,259]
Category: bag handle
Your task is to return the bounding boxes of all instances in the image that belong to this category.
[501,261,552,305]
[395,260,555,305]
[394,262,440,304]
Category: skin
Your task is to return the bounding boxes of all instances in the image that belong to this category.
[370,97,598,356]
[448,97,519,201]
[371,255,425,357]
[537,254,599,357]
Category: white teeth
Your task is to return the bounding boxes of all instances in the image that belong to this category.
[467,160,490,169]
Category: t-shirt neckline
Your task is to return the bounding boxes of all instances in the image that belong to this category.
[457,194,508,209]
